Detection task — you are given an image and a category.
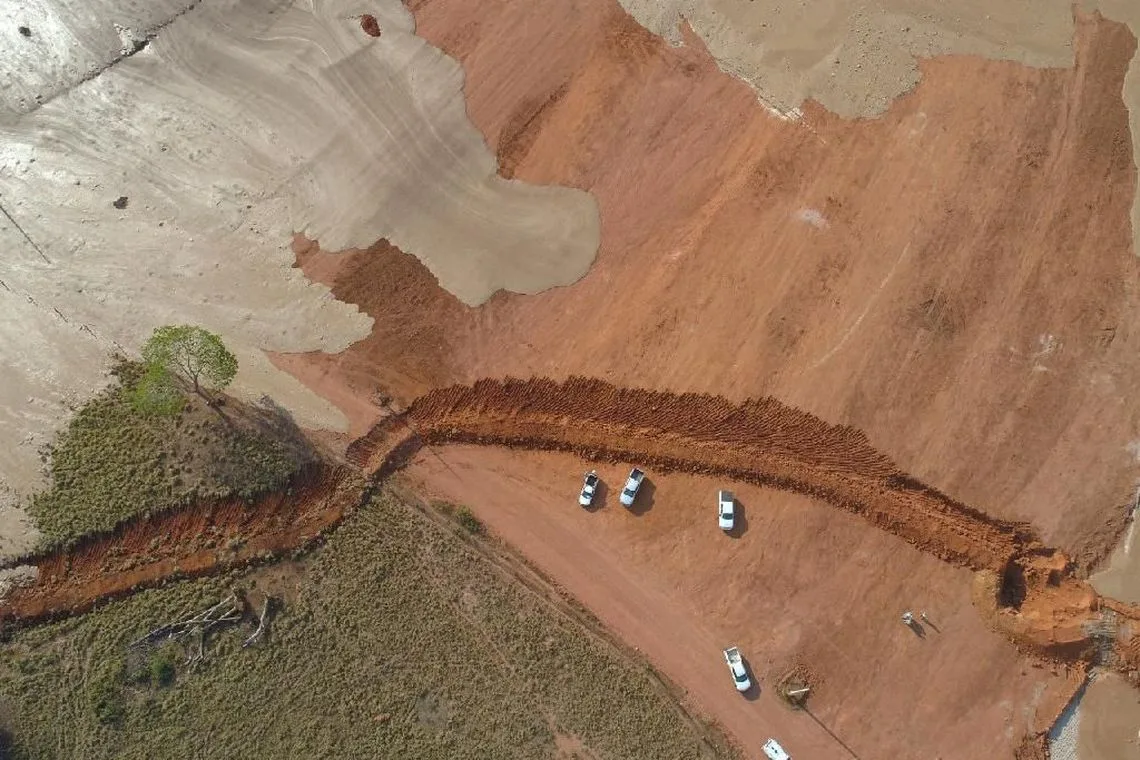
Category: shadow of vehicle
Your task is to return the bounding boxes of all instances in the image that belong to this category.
[582,476,607,513]
[739,653,761,701]
[627,477,655,516]
[725,497,748,538]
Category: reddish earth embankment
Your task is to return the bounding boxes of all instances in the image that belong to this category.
[392,377,1140,681]
[400,376,1040,572]
[0,466,363,626]
[7,375,1140,695]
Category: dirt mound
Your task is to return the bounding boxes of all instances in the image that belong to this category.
[408,376,1039,571]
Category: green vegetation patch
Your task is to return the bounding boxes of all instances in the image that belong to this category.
[27,359,313,549]
[0,491,731,760]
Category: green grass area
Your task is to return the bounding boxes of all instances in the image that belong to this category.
[27,360,313,549]
[0,490,732,759]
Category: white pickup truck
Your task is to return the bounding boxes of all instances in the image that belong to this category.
[762,738,790,760]
[722,646,751,692]
[718,489,735,531]
[619,467,645,507]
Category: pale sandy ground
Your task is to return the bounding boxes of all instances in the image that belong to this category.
[615,0,1140,251]
[0,0,599,556]
[1088,520,1140,759]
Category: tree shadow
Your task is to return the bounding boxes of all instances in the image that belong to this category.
[905,619,927,639]
[726,497,748,538]
[235,395,320,465]
[627,477,655,516]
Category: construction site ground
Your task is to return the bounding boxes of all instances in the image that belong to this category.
[263,3,1140,759]
[406,446,1081,759]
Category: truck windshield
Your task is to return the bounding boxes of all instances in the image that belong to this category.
[735,672,748,682]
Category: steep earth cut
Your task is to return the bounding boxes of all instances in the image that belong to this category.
[0,0,598,554]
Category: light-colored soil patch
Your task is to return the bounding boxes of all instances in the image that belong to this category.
[613,0,1140,249]
[1076,672,1140,760]
[0,0,597,539]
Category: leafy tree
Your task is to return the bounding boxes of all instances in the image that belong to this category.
[140,325,238,398]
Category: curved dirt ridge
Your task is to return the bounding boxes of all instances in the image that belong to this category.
[8,375,1140,686]
[400,376,1041,571]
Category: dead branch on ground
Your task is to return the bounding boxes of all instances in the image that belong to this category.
[129,592,246,668]
[242,595,273,648]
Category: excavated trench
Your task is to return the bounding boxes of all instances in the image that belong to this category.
[5,376,1140,691]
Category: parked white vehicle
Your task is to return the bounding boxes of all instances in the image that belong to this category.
[718,490,735,531]
[762,738,790,760]
[620,467,645,507]
[579,471,600,507]
[722,646,751,692]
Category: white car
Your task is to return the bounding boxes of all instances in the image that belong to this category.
[579,471,599,507]
[620,467,645,507]
[718,490,735,531]
[722,646,751,692]
[762,738,790,760]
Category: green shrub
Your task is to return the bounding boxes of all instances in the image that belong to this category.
[455,507,484,535]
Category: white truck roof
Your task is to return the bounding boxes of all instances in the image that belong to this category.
[762,738,790,760]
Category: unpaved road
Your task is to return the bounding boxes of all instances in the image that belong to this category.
[405,445,1079,760]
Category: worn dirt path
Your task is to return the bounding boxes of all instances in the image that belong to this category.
[406,446,1077,760]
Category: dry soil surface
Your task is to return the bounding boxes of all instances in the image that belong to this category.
[611,0,1140,247]
[288,3,1140,570]
[276,3,1140,758]
[0,0,596,554]
[406,445,1082,760]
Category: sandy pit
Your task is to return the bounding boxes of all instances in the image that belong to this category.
[0,0,597,554]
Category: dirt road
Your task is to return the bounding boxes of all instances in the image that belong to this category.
[405,445,1080,760]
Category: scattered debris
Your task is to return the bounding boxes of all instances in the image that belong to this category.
[112,196,129,210]
[129,592,245,668]
[360,14,381,38]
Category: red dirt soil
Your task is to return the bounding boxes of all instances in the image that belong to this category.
[277,6,1140,572]
[0,467,363,625]
[404,376,1038,570]
[9,375,1140,757]
[271,13,1140,750]
[405,445,1084,760]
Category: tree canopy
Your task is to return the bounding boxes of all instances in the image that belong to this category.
[139,325,238,400]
